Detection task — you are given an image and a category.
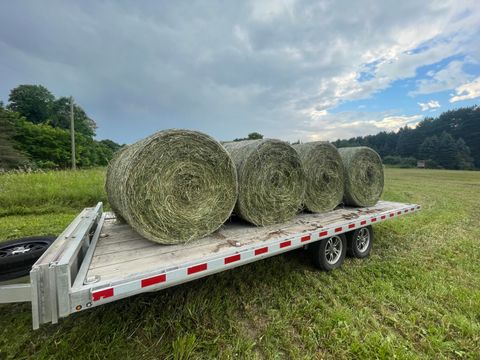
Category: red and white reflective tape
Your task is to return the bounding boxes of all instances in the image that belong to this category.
[90,204,421,304]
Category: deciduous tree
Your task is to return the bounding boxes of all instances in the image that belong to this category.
[0,108,29,169]
[7,85,55,124]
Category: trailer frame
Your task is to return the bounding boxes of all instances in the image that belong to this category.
[0,201,420,329]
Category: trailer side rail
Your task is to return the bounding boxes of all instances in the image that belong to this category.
[29,203,103,329]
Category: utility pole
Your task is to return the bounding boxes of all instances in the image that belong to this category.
[70,96,76,170]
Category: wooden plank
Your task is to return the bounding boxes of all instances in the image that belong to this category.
[89,236,234,266]
[85,201,402,283]
[93,239,155,256]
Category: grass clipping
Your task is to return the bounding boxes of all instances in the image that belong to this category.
[293,142,344,212]
[338,146,384,207]
[223,139,305,226]
[106,129,238,244]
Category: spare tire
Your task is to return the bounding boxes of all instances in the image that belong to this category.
[0,236,56,281]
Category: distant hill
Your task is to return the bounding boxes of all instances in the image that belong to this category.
[332,106,479,169]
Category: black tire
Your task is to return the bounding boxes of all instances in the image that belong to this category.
[347,226,373,258]
[0,236,56,281]
[309,234,346,271]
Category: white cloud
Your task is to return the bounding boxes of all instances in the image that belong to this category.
[250,0,296,23]
[285,111,423,142]
[375,115,423,130]
[418,100,441,111]
[233,25,253,52]
[299,108,328,120]
[411,59,476,96]
[449,77,480,102]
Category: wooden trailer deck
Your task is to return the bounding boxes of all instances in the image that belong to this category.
[85,200,411,284]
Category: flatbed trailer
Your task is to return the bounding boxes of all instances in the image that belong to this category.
[0,200,420,329]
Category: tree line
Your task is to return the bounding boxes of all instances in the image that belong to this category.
[2,84,478,171]
[0,85,122,170]
[333,106,479,169]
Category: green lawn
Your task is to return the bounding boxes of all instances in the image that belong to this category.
[0,168,479,359]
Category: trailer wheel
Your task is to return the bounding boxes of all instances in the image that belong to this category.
[0,236,56,282]
[309,234,346,271]
[347,226,373,258]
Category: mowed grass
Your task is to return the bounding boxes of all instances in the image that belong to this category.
[0,168,479,359]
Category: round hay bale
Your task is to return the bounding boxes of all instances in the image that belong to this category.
[338,146,384,207]
[292,142,344,212]
[106,129,238,244]
[223,139,305,225]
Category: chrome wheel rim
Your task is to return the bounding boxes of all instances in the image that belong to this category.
[355,228,370,253]
[0,242,49,258]
[325,236,342,264]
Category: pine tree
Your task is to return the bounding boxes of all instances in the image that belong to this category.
[455,138,474,170]
[395,126,418,157]
[418,135,439,161]
[437,132,458,169]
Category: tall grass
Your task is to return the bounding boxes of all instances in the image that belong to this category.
[0,169,106,216]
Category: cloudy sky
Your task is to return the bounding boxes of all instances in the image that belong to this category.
[1,1,479,144]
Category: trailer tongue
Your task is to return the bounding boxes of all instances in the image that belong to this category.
[0,200,420,329]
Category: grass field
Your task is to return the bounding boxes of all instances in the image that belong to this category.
[0,168,479,359]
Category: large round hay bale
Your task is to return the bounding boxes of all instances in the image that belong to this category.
[223,139,305,226]
[106,129,238,244]
[338,146,384,207]
[292,142,344,212]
